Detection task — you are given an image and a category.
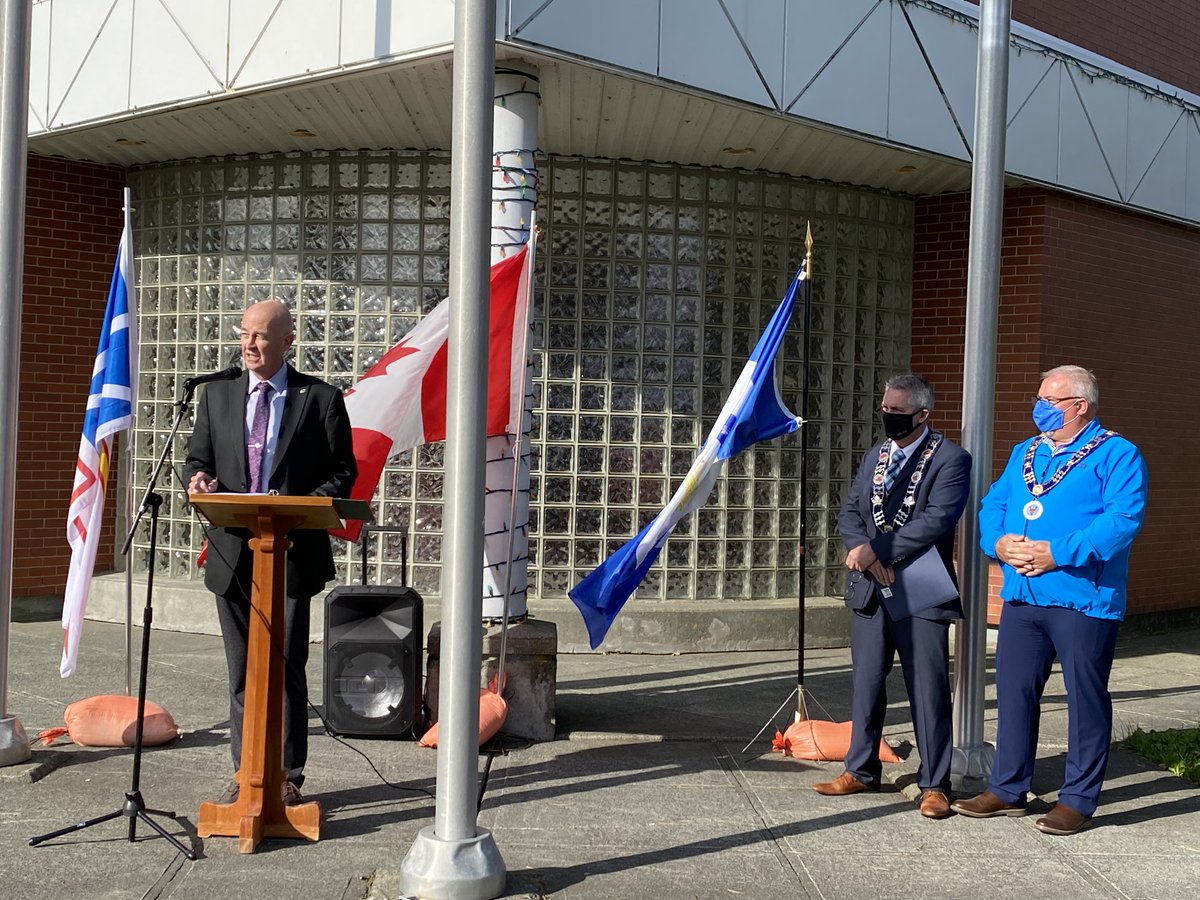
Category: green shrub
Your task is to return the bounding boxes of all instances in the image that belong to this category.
[1123,727,1200,786]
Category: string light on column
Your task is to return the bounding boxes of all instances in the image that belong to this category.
[491,147,540,257]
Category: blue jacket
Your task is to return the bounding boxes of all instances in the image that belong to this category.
[979,418,1147,620]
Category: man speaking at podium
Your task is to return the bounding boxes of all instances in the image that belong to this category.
[184,299,356,806]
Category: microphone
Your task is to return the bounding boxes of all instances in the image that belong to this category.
[182,365,242,391]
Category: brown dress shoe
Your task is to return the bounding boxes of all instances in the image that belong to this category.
[919,789,951,819]
[1035,803,1089,835]
[281,781,304,807]
[950,790,1027,817]
[812,771,875,796]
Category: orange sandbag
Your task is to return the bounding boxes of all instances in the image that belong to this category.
[772,718,902,763]
[37,694,180,748]
[419,689,508,749]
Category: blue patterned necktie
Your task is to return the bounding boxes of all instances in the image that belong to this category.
[883,448,906,495]
[247,381,273,493]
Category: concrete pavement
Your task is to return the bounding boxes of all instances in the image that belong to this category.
[1,600,1198,899]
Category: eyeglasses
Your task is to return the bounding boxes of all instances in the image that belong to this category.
[1032,396,1082,406]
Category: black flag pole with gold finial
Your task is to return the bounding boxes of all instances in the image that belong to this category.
[742,222,831,753]
[795,221,814,721]
[744,224,902,763]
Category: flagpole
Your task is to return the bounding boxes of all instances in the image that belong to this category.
[796,223,813,721]
[953,0,1009,786]
[121,187,134,697]
[401,0,506,894]
[0,0,32,766]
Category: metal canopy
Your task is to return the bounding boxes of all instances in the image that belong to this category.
[27,48,972,198]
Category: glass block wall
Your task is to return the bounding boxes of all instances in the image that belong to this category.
[127,150,913,606]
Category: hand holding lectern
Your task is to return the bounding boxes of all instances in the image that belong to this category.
[189,494,369,854]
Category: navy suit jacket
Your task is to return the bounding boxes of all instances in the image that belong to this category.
[838,432,971,620]
[183,365,357,599]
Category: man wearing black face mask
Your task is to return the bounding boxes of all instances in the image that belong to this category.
[813,374,971,820]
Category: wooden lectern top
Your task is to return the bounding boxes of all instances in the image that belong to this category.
[189,494,371,531]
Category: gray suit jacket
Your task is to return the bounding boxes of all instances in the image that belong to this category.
[183,365,357,599]
[838,432,971,620]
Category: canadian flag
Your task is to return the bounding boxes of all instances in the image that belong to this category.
[331,243,533,541]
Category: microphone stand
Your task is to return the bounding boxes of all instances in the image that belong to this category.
[30,385,199,859]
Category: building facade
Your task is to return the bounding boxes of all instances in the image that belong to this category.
[17,0,1200,645]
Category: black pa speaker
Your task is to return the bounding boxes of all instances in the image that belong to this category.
[323,585,423,738]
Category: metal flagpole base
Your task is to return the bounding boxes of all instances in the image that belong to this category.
[951,741,995,792]
[0,715,31,767]
[400,825,506,900]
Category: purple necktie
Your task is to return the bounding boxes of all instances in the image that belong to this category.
[247,381,273,494]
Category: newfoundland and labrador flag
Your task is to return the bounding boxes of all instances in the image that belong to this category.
[569,264,807,649]
[331,242,534,541]
[63,223,136,677]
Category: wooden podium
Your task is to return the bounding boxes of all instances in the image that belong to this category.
[189,494,368,854]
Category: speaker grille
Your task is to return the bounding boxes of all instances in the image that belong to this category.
[330,645,411,721]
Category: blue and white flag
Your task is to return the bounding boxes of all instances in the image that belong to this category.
[63,221,136,677]
[569,264,806,649]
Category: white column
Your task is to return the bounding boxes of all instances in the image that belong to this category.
[480,66,539,620]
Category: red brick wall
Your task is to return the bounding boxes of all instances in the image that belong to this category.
[1003,1,1200,96]
[19,155,126,597]
[1038,192,1200,618]
[911,188,1048,447]
[909,190,969,443]
[912,186,1199,622]
[912,188,1048,620]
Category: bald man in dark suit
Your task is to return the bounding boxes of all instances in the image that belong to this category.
[185,300,355,805]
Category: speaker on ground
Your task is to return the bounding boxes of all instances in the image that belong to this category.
[323,585,423,738]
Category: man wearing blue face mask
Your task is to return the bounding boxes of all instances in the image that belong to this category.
[953,365,1147,835]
